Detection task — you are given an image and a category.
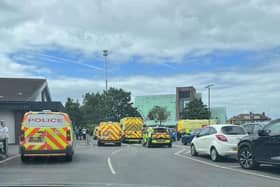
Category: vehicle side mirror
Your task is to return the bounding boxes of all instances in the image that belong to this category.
[195,134,200,138]
[258,129,269,136]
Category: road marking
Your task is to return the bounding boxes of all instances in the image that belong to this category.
[0,154,19,164]
[107,157,116,175]
[174,149,280,182]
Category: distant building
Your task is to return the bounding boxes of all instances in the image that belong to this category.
[228,112,271,125]
[0,78,65,144]
[134,94,176,126]
[210,107,227,124]
[176,86,201,120]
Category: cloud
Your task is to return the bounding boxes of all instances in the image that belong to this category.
[1,0,280,62]
[48,61,280,118]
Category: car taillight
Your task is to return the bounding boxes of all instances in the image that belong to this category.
[20,130,25,142]
[66,130,71,141]
[215,134,228,142]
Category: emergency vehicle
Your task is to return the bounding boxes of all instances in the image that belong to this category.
[120,117,143,143]
[19,111,74,162]
[143,127,172,148]
[97,122,121,146]
[177,119,217,134]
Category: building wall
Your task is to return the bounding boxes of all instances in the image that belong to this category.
[210,107,227,124]
[0,110,15,144]
[134,94,176,126]
[176,87,197,120]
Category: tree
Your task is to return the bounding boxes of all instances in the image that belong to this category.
[65,98,82,127]
[147,106,170,125]
[105,88,141,121]
[80,88,141,125]
[181,98,209,119]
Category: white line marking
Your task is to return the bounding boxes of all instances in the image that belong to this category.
[174,149,280,182]
[107,157,116,175]
[0,154,19,164]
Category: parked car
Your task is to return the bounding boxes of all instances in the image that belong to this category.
[181,128,202,145]
[241,123,267,135]
[190,124,247,162]
[238,119,280,169]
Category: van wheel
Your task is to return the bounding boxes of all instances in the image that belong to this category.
[21,155,28,162]
[190,144,198,156]
[97,141,102,146]
[210,147,221,162]
[116,142,121,146]
[66,154,73,162]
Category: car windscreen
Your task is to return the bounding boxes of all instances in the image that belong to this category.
[26,114,66,128]
[221,126,246,135]
[153,128,168,133]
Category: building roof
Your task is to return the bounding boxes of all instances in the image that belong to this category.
[0,78,50,102]
[229,112,271,123]
[0,101,65,112]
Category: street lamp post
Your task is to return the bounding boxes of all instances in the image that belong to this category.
[103,50,108,92]
[205,84,214,125]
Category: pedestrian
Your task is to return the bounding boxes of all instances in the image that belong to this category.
[78,127,82,140]
[75,127,79,140]
[0,121,9,154]
[82,128,87,140]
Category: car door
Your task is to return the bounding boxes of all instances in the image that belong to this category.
[194,127,210,154]
[255,121,280,162]
[204,127,217,154]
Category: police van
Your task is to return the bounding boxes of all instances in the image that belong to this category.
[19,111,74,162]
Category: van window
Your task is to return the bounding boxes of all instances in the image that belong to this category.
[153,128,168,133]
[26,114,66,128]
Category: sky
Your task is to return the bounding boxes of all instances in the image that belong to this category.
[0,0,280,118]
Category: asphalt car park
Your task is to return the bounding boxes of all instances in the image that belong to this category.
[176,144,280,181]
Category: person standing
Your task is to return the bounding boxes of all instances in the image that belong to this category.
[0,121,9,154]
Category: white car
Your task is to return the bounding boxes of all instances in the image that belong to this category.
[190,124,247,162]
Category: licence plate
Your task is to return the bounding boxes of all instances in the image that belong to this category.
[157,139,165,142]
[29,137,43,143]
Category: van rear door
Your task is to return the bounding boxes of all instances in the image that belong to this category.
[24,113,70,151]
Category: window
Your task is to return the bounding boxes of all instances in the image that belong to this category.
[221,126,246,135]
[253,124,265,134]
[153,128,168,133]
[208,127,217,135]
[179,91,190,98]
[266,121,280,136]
[198,127,209,137]
[243,124,254,134]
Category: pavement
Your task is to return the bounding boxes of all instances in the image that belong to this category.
[0,140,280,187]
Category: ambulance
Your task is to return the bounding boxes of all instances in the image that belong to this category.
[97,122,121,146]
[19,111,74,162]
[120,117,143,143]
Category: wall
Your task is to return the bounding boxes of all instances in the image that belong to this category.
[0,110,15,144]
[134,94,176,126]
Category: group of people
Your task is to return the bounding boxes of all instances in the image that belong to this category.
[74,126,89,141]
[0,121,9,154]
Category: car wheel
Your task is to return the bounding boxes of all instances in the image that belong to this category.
[168,143,172,148]
[190,144,198,156]
[210,147,221,162]
[239,146,258,169]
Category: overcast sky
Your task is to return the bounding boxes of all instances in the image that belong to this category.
[0,0,280,118]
